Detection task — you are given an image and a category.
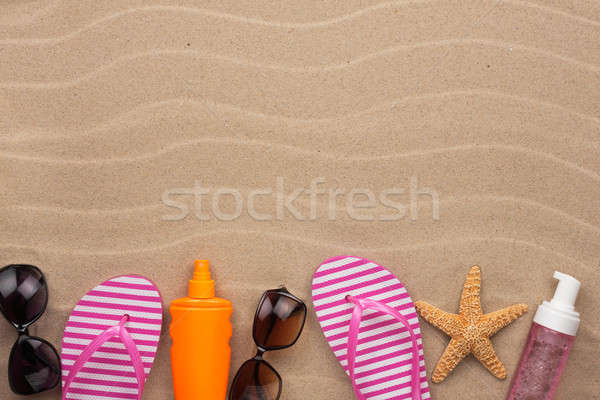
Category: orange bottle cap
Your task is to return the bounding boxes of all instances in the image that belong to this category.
[188,260,215,298]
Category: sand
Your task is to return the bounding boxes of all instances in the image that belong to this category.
[0,0,598,398]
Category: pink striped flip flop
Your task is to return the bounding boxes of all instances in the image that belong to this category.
[312,256,430,400]
[61,275,163,400]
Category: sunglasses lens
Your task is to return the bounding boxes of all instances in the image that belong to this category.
[9,335,60,394]
[253,291,306,349]
[229,359,281,400]
[0,265,48,327]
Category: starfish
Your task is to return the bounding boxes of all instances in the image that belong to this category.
[415,265,527,383]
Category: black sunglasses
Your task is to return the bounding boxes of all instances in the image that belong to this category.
[229,287,307,400]
[0,264,61,395]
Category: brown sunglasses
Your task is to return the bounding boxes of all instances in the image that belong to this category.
[229,287,307,400]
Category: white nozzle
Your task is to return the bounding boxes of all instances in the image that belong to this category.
[550,271,580,311]
[533,271,581,336]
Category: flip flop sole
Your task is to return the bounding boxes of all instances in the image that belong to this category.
[312,256,430,400]
[61,275,163,400]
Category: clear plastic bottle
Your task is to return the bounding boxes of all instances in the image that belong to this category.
[506,272,580,400]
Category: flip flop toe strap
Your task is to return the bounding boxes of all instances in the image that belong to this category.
[346,296,422,400]
[62,315,146,400]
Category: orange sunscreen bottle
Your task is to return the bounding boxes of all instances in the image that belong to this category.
[170,260,233,400]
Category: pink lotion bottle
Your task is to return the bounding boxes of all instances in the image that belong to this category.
[506,271,581,400]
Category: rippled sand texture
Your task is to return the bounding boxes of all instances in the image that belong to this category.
[1,0,599,399]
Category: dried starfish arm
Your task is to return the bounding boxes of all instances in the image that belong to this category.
[414,301,463,337]
[432,338,470,383]
[459,265,483,320]
[472,337,507,379]
[416,266,528,383]
[479,304,528,337]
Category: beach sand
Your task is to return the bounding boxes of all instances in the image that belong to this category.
[1,0,598,398]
